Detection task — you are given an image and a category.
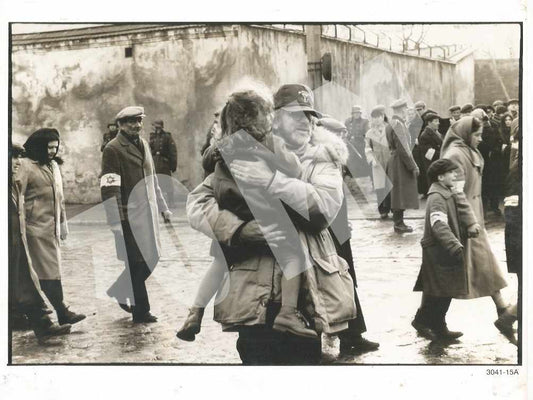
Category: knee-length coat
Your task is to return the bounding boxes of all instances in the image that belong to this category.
[386,115,419,210]
[101,131,169,268]
[17,159,68,280]
[441,117,508,298]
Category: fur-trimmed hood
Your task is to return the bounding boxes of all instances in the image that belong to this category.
[309,125,349,166]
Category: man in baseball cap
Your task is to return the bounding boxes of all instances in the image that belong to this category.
[274,84,321,117]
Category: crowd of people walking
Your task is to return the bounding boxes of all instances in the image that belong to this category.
[9,81,521,363]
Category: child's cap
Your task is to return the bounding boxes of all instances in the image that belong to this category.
[427,159,459,183]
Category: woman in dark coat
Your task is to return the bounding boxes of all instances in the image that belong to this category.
[417,113,443,196]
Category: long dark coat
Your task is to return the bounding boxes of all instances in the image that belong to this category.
[441,117,508,298]
[413,182,476,297]
[386,115,419,210]
[101,131,168,267]
[149,129,177,175]
[17,159,67,280]
[417,126,443,194]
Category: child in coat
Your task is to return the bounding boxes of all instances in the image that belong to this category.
[412,158,479,340]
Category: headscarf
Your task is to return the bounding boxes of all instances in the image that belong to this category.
[23,128,62,165]
[441,116,483,170]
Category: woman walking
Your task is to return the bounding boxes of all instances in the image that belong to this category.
[441,117,509,321]
[19,129,85,326]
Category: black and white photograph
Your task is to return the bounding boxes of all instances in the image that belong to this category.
[1,0,529,398]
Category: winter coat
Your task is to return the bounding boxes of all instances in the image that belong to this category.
[441,117,508,298]
[413,182,477,297]
[365,123,392,190]
[17,159,68,280]
[345,116,370,177]
[187,129,356,334]
[10,179,46,306]
[386,115,419,210]
[101,131,169,267]
[149,129,177,175]
[417,126,443,194]
[478,120,507,199]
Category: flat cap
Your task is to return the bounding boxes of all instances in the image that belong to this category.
[460,103,474,114]
[507,98,519,105]
[370,105,387,117]
[10,142,25,158]
[274,84,320,117]
[492,100,504,107]
[115,106,146,122]
[152,119,164,128]
[414,100,426,109]
[423,112,440,123]
[351,105,362,113]
[390,98,407,109]
[448,105,461,112]
[317,117,346,133]
[427,159,459,183]
[495,105,508,114]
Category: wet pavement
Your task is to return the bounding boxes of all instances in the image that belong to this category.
[11,177,519,365]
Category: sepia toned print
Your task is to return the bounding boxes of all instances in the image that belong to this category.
[9,23,521,365]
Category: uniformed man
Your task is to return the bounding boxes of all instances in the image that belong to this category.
[100,122,118,152]
[101,106,172,323]
[149,119,178,206]
[344,105,370,177]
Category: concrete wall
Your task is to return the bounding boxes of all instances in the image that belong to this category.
[474,59,519,105]
[316,37,459,121]
[454,53,476,106]
[12,25,474,203]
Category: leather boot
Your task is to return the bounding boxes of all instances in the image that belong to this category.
[31,315,71,339]
[272,306,319,339]
[494,309,518,346]
[176,307,204,341]
[41,280,86,325]
[432,323,463,339]
[411,309,435,338]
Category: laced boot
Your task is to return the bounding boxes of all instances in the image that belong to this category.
[176,307,204,341]
[272,306,319,339]
[57,305,86,326]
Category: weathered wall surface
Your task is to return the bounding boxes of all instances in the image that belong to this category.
[454,53,475,107]
[474,59,519,105]
[12,25,475,203]
[12,25,309,203]
[317,38,458,121]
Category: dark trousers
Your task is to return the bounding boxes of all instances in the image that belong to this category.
[376,188,391,215]
[108,261,152,316]
[415,295,452,329]
[39,279,68,315]
[236,302,322,365]
[392,209,405,226]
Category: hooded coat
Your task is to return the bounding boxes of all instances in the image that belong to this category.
[187,128,357,334]
[440,117,507,298]
[386,115,419,210]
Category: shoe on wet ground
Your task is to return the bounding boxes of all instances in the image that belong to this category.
[132,312,158,323]
[339,335,380,353]
[176,307,204,342]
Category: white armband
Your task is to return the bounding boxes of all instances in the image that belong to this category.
[100,173,121,187]
[430,211,448,227]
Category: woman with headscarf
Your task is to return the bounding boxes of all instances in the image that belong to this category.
[365,105,392,219]
[440,116,510,323]
[18,128,85,326]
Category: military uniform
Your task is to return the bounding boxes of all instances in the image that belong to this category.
[149,121,177,205]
